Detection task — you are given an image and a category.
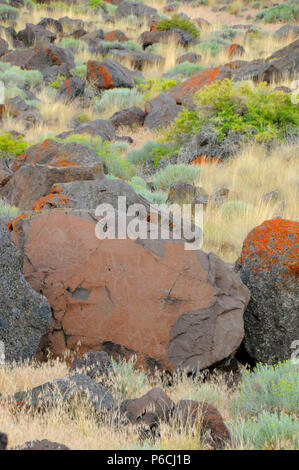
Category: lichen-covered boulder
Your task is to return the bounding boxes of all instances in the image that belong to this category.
[237,218,299,364]
[0,221,51,362]
[0,139,104,209]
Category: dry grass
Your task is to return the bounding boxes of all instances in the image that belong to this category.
[197,143,298,262]
[0,357,233,450]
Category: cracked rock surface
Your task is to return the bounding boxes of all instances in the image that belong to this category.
[12,210,250,372]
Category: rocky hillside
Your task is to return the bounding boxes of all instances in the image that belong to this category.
[0,0,298,451]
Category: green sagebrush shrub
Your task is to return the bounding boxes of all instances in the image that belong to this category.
[157,14,200,39]
[126,141,173,168]
[231,360,299,417]
[0,199,19,221]
[152,164,200,191]
[95,89,144,115]
[166,79,299,144]
[139,77,178,100]
[0,133,27,159]
[256,4,299,23]
[232,411,299,449]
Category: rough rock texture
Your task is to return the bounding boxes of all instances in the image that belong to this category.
[144,92,181,129]
[0,139,104,209]
[174,400,231,449]
[0,160,13,187]
[166,181,200,204]
[176,52,202,64]
[115,1,157,20]
[167,66,231,108]
[86,58,135,90]
[31,177,153,212]
[70,351,114,382]
[120,388,175,423]
[57,119,116,141]
[12,210,250,372]
[109,106,146,129]
[177,126,242,163]
[0,432,8,450]
[16,23,56,47]
[12,374,116,414]
[237,218,299,364]
[0,221,51,362]
[273,24,299,41]
[13,440,69,450]
[232,39,299,83]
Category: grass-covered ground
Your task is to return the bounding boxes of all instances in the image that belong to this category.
[0,358,298,450]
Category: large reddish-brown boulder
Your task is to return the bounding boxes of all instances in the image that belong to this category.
[0,140,104,209]
[236,218,299,364]
[167,66,231,108]
[12,210,250,372]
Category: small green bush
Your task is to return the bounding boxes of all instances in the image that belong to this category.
[139,77,178,100]
[256,4,299,23]
[49,73,66,89]
[157,14,200,39]
[152,164,200,191]
[88,0,107,10]
[0,133,27,159]
[70,64,87,80]
[95,89,144,115]
[126,141,171,168]
[56,38,85,52]
[0,5,19,21]
[128,181,167,204]
[167,62,204,78]
[101,153,134,180]
[221,200,253,216]
[231,361,299,417]
[111,357,149,400]
[0,64,43,88]
[0,199,19,221]
[232,412,299,450]
[195,39,224,56]
[167,79,299,144]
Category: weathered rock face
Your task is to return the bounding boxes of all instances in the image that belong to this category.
[31,178,153,212]
[13,440,70,451]
[144,92,181,129]
[0,432,8,450]
[174,400,231,449]
[120,388,175,424]
[167,66,231,108]
[86,58,135,90]
[237,218,299,364]
[0,139,104,209]
[12,210,250,372]
[11,373,116,414]
[0,221,51,362]
[114,1,157,20]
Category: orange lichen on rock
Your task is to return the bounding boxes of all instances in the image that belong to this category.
[228,44,245,58]
[32,192,70,211]
[86,60,114,89]
[190,155,222,166]
[6,214,28,232]
[49,159,79,168]
[240,218,299,280]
